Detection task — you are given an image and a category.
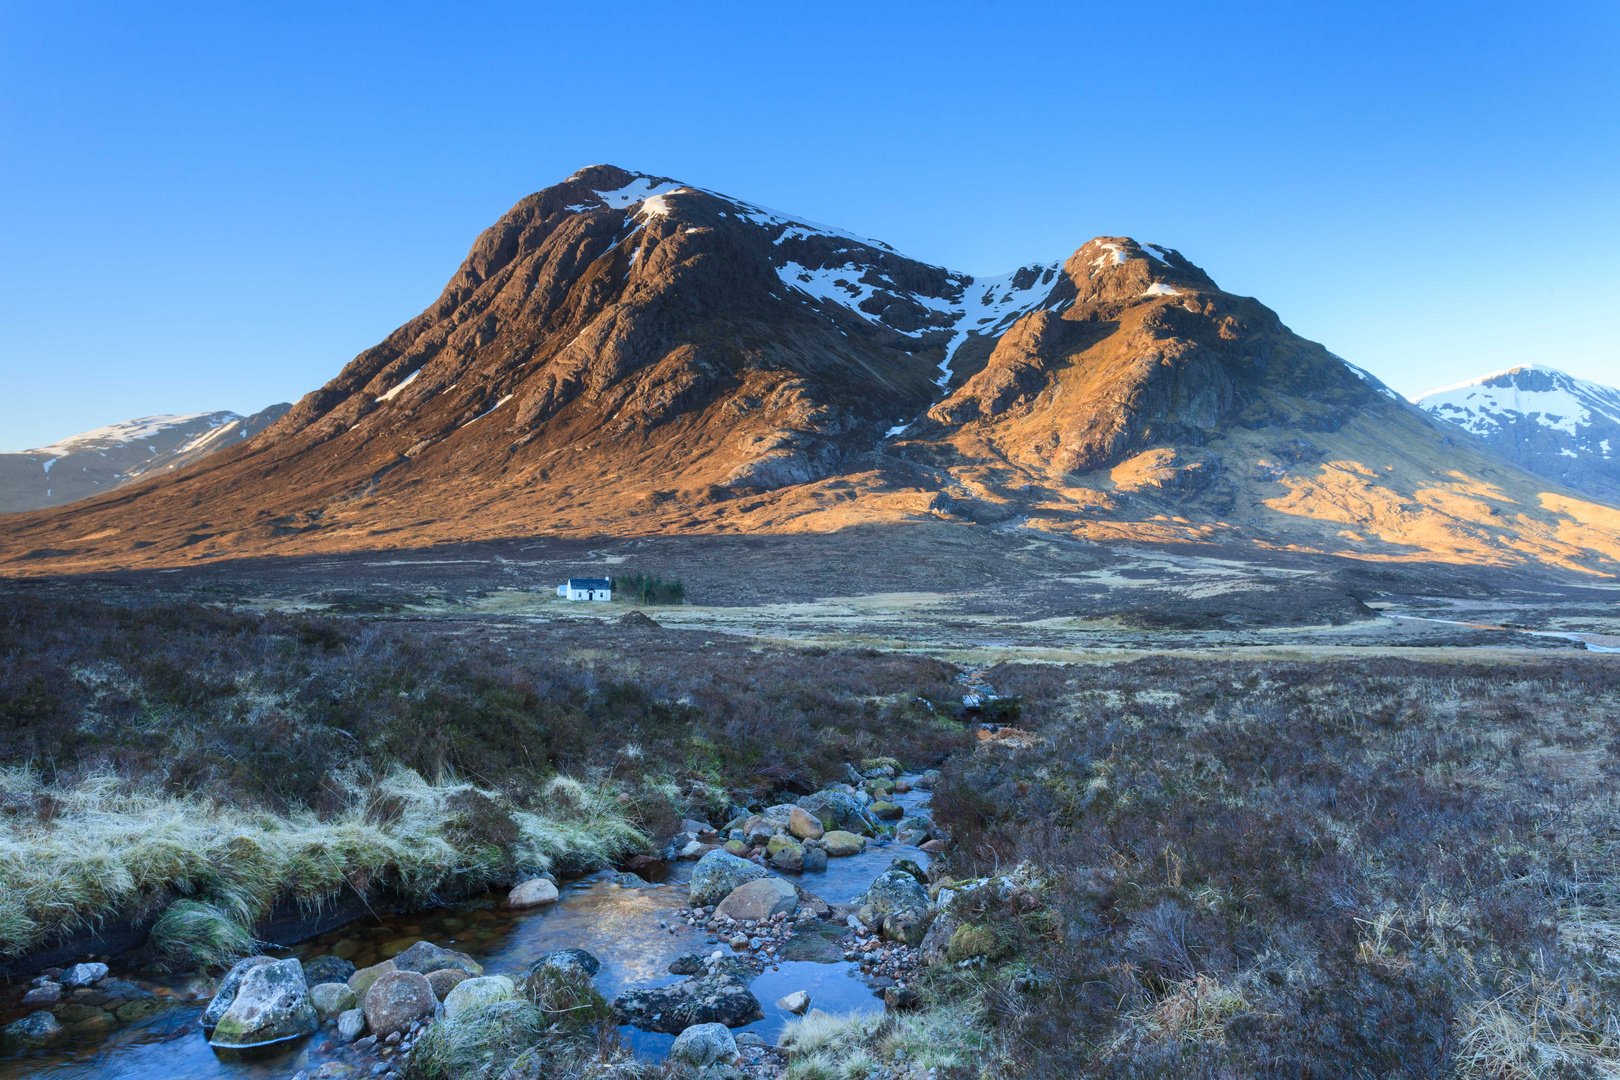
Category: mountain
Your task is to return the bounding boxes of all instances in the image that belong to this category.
[2,165,1618,577]
[0,404,290,513]
[1415,365,1620,503]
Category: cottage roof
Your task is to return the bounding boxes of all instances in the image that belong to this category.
[567,578,612,589]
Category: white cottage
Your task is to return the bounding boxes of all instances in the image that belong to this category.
[557,577,612,602]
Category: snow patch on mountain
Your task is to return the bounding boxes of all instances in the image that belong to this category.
[24,413,236,456]
[1415,365,1620,438]
[1416,365,1620,501]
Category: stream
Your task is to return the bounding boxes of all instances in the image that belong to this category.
[0,782,938,1079]
[1379,612,1620,652]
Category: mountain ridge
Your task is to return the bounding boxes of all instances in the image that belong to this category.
[1415,364,1620,503]
[0,404,290,514]
[2,165,1618,578]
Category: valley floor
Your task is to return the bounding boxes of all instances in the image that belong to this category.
[3,531,1619,1079]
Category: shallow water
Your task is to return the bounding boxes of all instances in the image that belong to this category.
[0,781,934,1079]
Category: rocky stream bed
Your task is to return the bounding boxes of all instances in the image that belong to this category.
[0,773,947,1080]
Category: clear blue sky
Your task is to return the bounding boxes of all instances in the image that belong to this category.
[2,1,1616,451]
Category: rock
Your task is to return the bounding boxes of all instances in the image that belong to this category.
[870,800,903,820]
[722,838,749,856]
[21,984,61,1004]
[682,818,719,839]
[669,953,705,975]
[346,960,396,1002]
[857,870,931,936]
[303,956,357,987]
[442,975,517,1020]
[61,962,109,989]
[99,978,149,999]
[507,877,559,908]
[210,958,318,1048]
[798,790,875,835]
[776,990,811,1014]
[53,1003,106,1023]
[742,817,775,846]
[526,949,601,978]
[688,849,767,906]
[392,941,482,977]
[736,1031,765,1046]
[607,871,650,888]
[894,779,912,794]
[330,939,361,960]
[920,838,949,853]
[801,844,828,872]
[114,997,176,1022]
[625,854,669,881]
[670,1021,738,1067]
[915,770,940,790]
[885,986,921,1010]
[881,910,928,946]
[202,955,276,1032]
[613,973,763,1034]
[714,877,799,921]
[888,857,929,885]
[336,1008,366,1042]
[920,912,958,966]
[895,817,935,846]
[426,968,470,1000]
[787,807,825,841]
[768,836,804,872]
[822,831,866,857]
[361,970,435,1040]
[3,1011,68,1049]
[310,982,357,1020]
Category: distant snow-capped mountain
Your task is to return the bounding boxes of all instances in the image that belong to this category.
[1415,365,1620,501]
[0,404,289,513]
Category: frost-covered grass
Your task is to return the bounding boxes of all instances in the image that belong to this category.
[778,1006,992,1076]
[0,766,646,958]
[928,656,1620,1079]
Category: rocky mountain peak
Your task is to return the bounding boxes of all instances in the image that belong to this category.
[4,166,1618,578]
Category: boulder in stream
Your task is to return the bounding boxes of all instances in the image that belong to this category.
[427,968,471,1000]
[507,877,559,908]
[776,990,811,1014]
[788,806,825,840]
[526,948,601,979]
[310,981,357,1020]
[822,831,866,857]
[671,1021,739,1067]
[612,970,763,1033]
[442,975,517,1020]
[336,1007,366,1042]
[857,870,932,937]
[393,940,483,977]
[201,955,276,1032]
[209,958,318,1048]
[346,959,396,1001]
[3,1011,68,1049]
[62,962,109,988]
[689,849,766,906]
[361,970,436,1039]
[714,877,798,921]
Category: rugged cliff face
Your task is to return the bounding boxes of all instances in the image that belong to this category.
[3,167,1618,577]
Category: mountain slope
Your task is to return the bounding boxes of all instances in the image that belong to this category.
[2,166,1618,578]
[0,404,289,513]
[1415,365,1620,503]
